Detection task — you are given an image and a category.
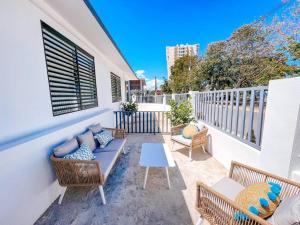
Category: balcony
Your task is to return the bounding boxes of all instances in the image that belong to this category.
[35,133,227,225]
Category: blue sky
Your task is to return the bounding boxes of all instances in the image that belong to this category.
[90,0,283,88]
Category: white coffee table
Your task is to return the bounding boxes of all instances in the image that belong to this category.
[139,143,175,189]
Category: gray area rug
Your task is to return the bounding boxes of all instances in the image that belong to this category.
[35,135,193,225]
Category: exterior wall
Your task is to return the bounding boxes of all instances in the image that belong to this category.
[290,107,300,181]
[260,77,300,178]
[0,1,133,224]
[203,124,261,169]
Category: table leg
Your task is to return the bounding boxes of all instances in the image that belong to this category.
[143,167,149,189]
[165,167,170,189]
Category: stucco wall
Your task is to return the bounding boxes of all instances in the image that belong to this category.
[203,124,261,170]
[0,1,133,224]
[260,77,300,178]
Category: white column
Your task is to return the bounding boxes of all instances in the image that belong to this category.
[189,91,199,118]
[171,93,176,100]
[260,77,300,180]
[163,94,166,105]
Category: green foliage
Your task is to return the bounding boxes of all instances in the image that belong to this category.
[160,78,172,94]
[121,101,138,112]
[169,55,204,93]
[246,129,256,143]
[168,22,299,93]
[166,98,194,126]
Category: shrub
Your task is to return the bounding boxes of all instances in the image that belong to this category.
[166,98,194,126]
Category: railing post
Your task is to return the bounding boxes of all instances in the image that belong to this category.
[189,91,199,119]
[172,93,176,101]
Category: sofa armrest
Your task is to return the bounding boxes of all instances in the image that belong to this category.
[51,156,104,186]
[171,123,188,136]
[196,181,270,225]
[103,127,125,139]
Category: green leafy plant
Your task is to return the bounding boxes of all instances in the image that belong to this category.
[121,101,138,112]
[166,98,194,126]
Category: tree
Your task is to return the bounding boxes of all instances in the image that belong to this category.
[169,55,200,93]
[198,23,294,89]
[160,78,172,94]
[198,41,232,90]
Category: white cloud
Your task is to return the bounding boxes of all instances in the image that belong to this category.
[135,70,163,91]
[145,78,163,91]
[135,70,146,79]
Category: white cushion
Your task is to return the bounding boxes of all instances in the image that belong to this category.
[212,177,245,201]
[269,194,300,225]
[171,135,192,146]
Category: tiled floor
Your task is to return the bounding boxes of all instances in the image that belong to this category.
[35,134,227,225]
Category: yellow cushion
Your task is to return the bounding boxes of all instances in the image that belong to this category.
[182,125,198,139]
[235,183,280,219]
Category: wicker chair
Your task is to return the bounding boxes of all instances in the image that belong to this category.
[51,128,125,205]
[171,123,208,161]
[196,161,300,225]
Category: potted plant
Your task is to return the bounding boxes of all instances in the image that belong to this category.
[121,101,138,116]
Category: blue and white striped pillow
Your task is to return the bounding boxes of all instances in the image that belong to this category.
[64,143,95,160]
[94,130,114,148]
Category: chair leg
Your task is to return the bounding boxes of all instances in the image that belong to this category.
[58,187,67,204]
[171,141,175,151]
[189,149,192,161]
[195,216,203,225]
[201,145,206,153]
[99,185,106,205]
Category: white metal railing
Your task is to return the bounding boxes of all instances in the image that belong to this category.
[134,93,189,105]
[194,86,268,149]
[135,95,164,104]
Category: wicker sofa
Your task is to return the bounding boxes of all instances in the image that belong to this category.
[51,127,126,205]
[171,123,208,161]
[196,161,300,225]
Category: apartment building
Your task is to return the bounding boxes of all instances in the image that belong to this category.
[166,43,199,78]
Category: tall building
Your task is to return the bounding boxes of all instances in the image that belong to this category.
[166,43,199,78]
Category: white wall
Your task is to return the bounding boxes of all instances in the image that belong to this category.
[260,77,300,178]
[203,124,261,170]
[0,1,133,224]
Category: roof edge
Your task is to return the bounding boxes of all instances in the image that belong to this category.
[83,0,138,79]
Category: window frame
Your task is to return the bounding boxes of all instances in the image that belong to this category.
[110,73,122,103]
[41,21,98,116]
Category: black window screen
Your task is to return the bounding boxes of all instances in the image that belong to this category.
[41,21,98,116]
[110,73,122,102]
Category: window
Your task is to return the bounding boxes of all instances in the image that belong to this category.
[41,21,98,116]
[110,73,121,102]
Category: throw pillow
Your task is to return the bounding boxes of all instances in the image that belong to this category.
[77,130,97,152]
[94,130,114,148]
[64,143,95,160]
[89,123,103,135]
[190,121,205,131]
[53,138,79,157]
[235,182,281,219]
[182,124,199,139]
[270,193,300,225]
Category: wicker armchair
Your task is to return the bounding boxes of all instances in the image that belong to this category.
[51,128,125,205]
[171,123,208,161]
[196,161,300,225]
